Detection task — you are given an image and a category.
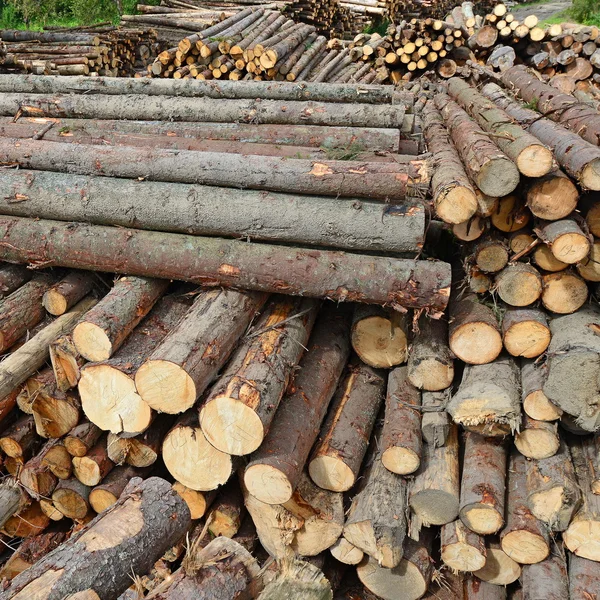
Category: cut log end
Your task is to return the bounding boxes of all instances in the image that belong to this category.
[42,289,68,316]
[88,488,118,514]
[411,490,459,527]
[437,187,478,225]
[478,157,520,198]
[450,323,502,365]
[542,272,588,314]
[408,357,453,392]
[503,321,551,358]
[564,521,600,562]
[514,427,560,460]
[52,488,89,520]
[381,446,420,475]
[351,315,407,369]
[460,505,504,536]
[501,531,550,565]
[581,160,600,191]
[523,391,562,421]
[200,396,264,456]
[244,463,293,505]
[357,555,429,600]
[330,537,364,565]
[474,547,521,585]
[308,454,355,493]
[172,482,211,520]
[517,145,554,179]
[441,542,486,573]
[72,322,112,362]
[551,233,591,265]
[72,456,106,487]
[135,359,196,414]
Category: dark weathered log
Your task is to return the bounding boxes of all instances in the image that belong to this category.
[244,304,350,504]
[460,432,507,535]
[464,574,506,599]
[73,276,168,363]
[0,478,28,530]
[309,361,385,492]
[440,519,486,572]
[434,93,519,197]
[0,217,453,313]
[381,366,422,475]
[0,263,31,298]
[410,424,460,529]
[4,477,191,600]
[502,309,551,359]
[569,553,600,599]
[526,440,581,532]
[421,390,451,447]
[448,356,521,436]
[136,289,267,415]
[64,421,102,458]
[501,451,550,565]
[0,170,426,255]
[200,296,318,456]
[0,138,429,201]
[473,543,522,586]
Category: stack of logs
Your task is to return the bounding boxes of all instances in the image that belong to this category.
[0,25,159,77]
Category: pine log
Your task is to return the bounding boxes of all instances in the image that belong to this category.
[473,543,522,585]
[51,478,91,520]
[473,238,509,273]
[31,382,80,439]
[441,519,486,572]
[448,293,502,365]
[73,276,168,363]
[482,82,600,193]
[502,309,551,359]
[447,77,553,178]
[89,465,150,514]
[544,305,600,432]
[171,482,215,521]
[136,289,266,415]
[258,559,331,600]
[448,356,521,436]
[43,271,95,316]
[564,435,600,561]
[381,366,422,475]
[2,502,50,538]
[0,413,39,460]
[0,275,53,352]
[585,199,600,237]
[434,93,519,197]
[578,241,600,282]
[526,170,580,222]
[72,436,114,487]
[0,263,31,298]
[344,424,407,568]
[49,335,84,392]
[407,315,454,391]
[244,304,350,504]
[521,550,568,599]
[357,536,433,600]
[79,296,191,436]
[0,217,453,313]
[0,478,29,530]
[541,270,588,314]
[455,218,486,242]
[526,440,581,532]
[200,296,317,456]
[422,101,477,224]
[421,390,451,447]
[495,263,542,307]
[533,244,568,272]
[350,306,408,369]
[40,500,64,522]
[569,553,600,599]
[19,439,62,500]
[515,415,560,459]
[0,169,426,255]
[490,194,531,233]
[410,424,460,528]
[501,451,550,565]
[207,481,245,538]
[17,368,54,415]
[521,358,562,421]
[64,421,102,458]
[41,442,72,480]
[539,219,591,265]
[464,574,506,599]
[459,432,507,535]
[3,477,191,599]
[330,537,364,565]
[309,360,385,492]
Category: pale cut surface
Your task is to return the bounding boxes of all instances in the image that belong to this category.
[410,490,459,526]
[452,216,485,241]
[517,144,553,178]
[534,245,568,272]
[79,366,152,435]
[40,498,64,521]
[172,482,209,519]
[551,233,591,264]
[200,396,264,456]
[162,424,231,491]
[89,489,118,514]
[582,161,600,191]
[135,359,196,414]
[357,556,428,600]
[460,506,503,535]
[474,547,521,585]
[72,322,112,362]
[529,487,565,525]
[515,429,560,460]
[43,290,68,316]
[407,358,454,392]
[441,541,486,572]
[564,521,600,561]
[52,489,88,520]
[244,463,293,505]
[577,242,600,282]
[73,456,103,487]
[292,513,343,557]
[451,323,502,364]
[523,391,562,421]
[503,321,551,358]
[330,537,364,565]
[542,273,588,314]
[438,187,478,225]
[352,316,407,368]
[308,455,355,493]
[501,531,550,564]
[382,446,420,475]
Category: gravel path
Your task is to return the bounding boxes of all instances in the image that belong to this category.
[510,0,572,22]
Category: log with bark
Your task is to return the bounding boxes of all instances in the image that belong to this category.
[207,480,245,538]
[64,421,102,458]
[514,415,560,459]
[569,553,600,599]
[49,335,84,392]
[0,216,453,313]
[473,543,522,586]
[51,477,92,520]
[521,359,562,422]
[88,465,151,514]
[521,551,569,600]
[0,478,29,530]
[0,263,31,298]
[440,519,486,572]
[43,271,95,316]
[421,389,451,447]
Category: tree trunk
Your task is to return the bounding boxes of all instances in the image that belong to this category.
[344,424,407,568]
[0,217,453,313]
[502,309,551,359]
[200,296,318,456]
[79,296,191,436]
[0,138,429,201]
[49,335,84,392]
[0,169,426,255]
[459,432,507,535]
[495,263,543,307]
[448,356,521,436]
[541,270,588,315]
[381,366,422,475]
[4,477,191,600]
[473,543,522,586]
[51,477,91,520]
[447,77,553,178]
[43,271,95,316]
[19,439,62,500]
[207,480,245,538]
[0,275,53,352]
[421,390,451,447]
[329,537,364,565]
[244,304,350,504]
[463,574,506,599]
[543,304,600,432]
[31,383,80,439]
[357,536,433,600]
[525,440,581,531]
[410,424,460,529]
[521,551,568,600]
[309,361,385,492]
[72,276,168,363]
[89,465,151,514]
[569,553,600,599]
[0,478,28,530]
[64,421,102,458]
[422,101,477,224]
[448,293,502,365]
[407,315,453,391]
[434,93,519,197]
[482,81,600,192]
[501,451,550,565]
[136,289,267,415]
[514,415,560,459]
[0,263,31,298]
[72,436,114,487]
[440,519,486,572]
